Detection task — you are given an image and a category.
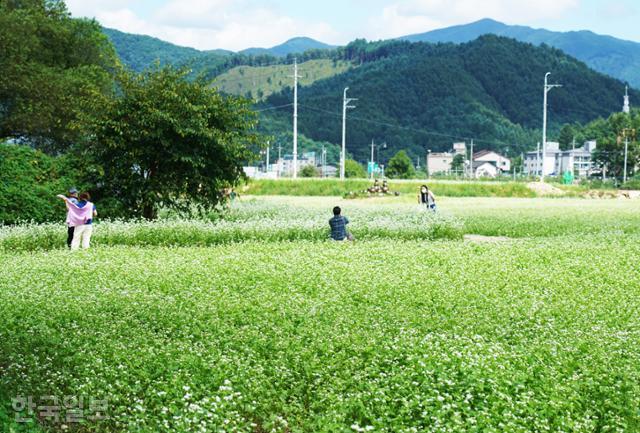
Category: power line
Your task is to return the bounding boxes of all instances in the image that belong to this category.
[254,103,294,112]
[299,104,519,148]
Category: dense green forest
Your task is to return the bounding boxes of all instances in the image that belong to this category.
[103,27,231,72]
[403,18,640,89]
[261,36,636,162]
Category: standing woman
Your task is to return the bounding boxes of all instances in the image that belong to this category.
[57,192,97,250]
[418,185,436,212]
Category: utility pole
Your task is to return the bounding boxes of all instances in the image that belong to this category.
[370,139,375,180]
[470,139,474,179]
[265,141,270,173]
[292,58,301,179]
[321,145,327,178]
[536,142,541,179]
[340,87,357,180]
[542,72,562,183]
[624,135,629,183]
[622,128,636,183]
[277,144,282,177]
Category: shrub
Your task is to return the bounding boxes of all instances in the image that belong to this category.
[0,143,82,224]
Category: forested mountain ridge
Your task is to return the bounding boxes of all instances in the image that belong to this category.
[401,18,640,88]
[240,37,335,57]
[261,36,637,162]
[102,27,232,72]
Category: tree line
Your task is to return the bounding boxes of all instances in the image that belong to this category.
[0,0,259,223]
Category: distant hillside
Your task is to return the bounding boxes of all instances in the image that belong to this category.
[263,36,637,162]
[240,37,334,57]
[102,27,231,72]
[213,59,352,100]
[401,18,640,88]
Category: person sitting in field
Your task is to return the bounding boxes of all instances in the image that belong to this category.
[329,206,354,241]
[57,192,97,250]
[418,185,436,212]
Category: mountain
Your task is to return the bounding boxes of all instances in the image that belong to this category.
[102,27,231,72]
[239,37,335,57]
[400,18,640,88]
[262,36,637,162]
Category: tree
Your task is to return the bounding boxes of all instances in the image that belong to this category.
[344,159,366,178]
[300,165,320,177]
[0,0,117,152]
[451,154,465,172]
[583,111,640,179]
[89,66,259,219]
[386,150,415,179]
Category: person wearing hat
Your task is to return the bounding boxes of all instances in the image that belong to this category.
[65,188,79,249]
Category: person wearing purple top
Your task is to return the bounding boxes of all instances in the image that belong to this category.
[57,192,97,250]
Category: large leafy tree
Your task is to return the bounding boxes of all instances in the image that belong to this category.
[89,66,259,219]
[344,159,366,178]
[0,0,117,152]
[588,111,640,180]
[386,150,415,179]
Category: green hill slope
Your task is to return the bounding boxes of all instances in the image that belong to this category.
[213,59,352,100]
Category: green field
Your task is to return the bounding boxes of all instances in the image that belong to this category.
[1,197,640,432]
[212,59,353,100]
[242,179,536,198]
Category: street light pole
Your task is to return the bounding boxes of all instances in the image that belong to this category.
[341,87,356,180]
[370,139,375,180]
[542,72,562,183]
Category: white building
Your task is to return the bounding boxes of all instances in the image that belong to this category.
[524,141,596,177]
[276,152,317,177]
[426,143,468,175]
[469,150,511,178]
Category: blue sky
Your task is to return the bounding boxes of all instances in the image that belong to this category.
[65,0,640,51]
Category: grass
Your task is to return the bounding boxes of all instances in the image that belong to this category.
[2,196,640,432]
[212,59,353,100]
[242,179,536,198]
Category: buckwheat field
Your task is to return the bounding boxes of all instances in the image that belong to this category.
[1,197,640,432]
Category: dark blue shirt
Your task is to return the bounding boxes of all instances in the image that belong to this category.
[329,215,349,240]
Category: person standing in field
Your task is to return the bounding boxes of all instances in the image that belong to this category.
[65,188,79,248]
[418,185,436,212]
[57,192,97,250]
[329,206,354,241]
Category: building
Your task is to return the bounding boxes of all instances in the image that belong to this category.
[524,141,596,177]
[425,143,468,175]
[426,152,455,175]
[472,150,511,178]
[426,144,511,178]
[276,152,316,177]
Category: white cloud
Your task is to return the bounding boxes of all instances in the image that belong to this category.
[66,0,339,51]
[369,0,580,39]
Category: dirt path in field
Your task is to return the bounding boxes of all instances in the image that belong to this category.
[464,234,512,243]
[527,182,565,196]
